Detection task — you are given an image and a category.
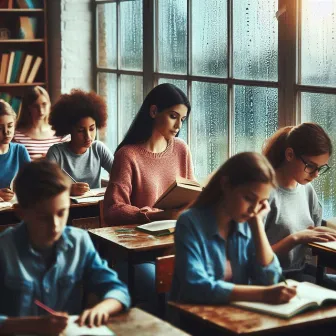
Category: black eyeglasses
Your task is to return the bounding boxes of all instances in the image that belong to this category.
[299,156,331,176]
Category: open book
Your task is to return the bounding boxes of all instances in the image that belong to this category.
[137,220,177,236]
[231,280,336,319]
[70,187,106,204]
[153,177,202,210]
[310,241,336,251]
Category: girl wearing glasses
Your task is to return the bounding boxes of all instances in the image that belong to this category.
[262,122,336,283]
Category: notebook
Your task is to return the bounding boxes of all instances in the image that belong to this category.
[62,315,115,336]
[231,280,336,319]
[136,220,177,236]
[153,177,202,210]
[70,187,106,203]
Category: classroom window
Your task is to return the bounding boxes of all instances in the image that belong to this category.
[94,0,336,216]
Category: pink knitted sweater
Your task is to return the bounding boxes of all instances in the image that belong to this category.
[103,138,195,225]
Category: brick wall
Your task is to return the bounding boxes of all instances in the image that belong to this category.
[47,0,93,102]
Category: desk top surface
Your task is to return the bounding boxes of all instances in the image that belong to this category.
[89,225,174,252]
[309,242,336,254]
[108,307,188,335]
[169,302,336,335]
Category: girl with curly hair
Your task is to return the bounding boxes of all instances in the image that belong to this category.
[46,89,113,196]
[13,86,70,160]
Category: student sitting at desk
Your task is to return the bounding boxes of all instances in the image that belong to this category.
[46,89,114,196]
[13,86,70,160]
[0,100,30,202]
[263,123,336,283]
[171,152,296,304]
[0,160,130,335]
[103,83,195,225]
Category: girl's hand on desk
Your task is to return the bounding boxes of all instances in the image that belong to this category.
[0,188,14,201]
[77,298,123,327]
[263,284,297,304]
[294,229,336,244]
[308,225,336,238]
[71,182,90,196]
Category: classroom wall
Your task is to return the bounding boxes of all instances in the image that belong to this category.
[47,0,93,103]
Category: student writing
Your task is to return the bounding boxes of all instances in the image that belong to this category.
[103,83,195,225]
[0,100,30,202]
[263,123,336,282]
[170,152,296,304]
[13,86,70,160]
[46,89,114,196]
[0,160,130,335]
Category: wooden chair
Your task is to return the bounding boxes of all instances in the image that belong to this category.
[155,255,175,318]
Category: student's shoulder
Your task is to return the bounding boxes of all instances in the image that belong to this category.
[9,142,26,153]
[0,224,17,249]
[114,144,140,160]
[47,142,68,155]
[92,140,112,153]
[173,137,189,151]
[177,207,206,229]
[62,226,91,245]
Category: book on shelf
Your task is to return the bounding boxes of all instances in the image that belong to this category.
[11,96,22,114]
[9,50,24,83]
[18,53,33,83]
[26,55,42,83]
[5,51,15,83]
[0,53,9,83]
[136,220,177,236]
[231,280,336,319]
[70,188,106,204]
[18,16,37,39]
[0,0,13,8]
[153,177,202,210]
[16,0,42,8]
[0,92,11,102]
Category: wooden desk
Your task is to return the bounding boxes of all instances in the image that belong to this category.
[107,307,188,335]
[0,201,100,226]
[89,225,174,302]
[309,242,336,285]
[169,302,336,336]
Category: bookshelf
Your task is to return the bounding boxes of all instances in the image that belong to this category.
[0,0,48,114]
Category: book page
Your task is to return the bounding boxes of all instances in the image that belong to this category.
[70,188,106,200]
[62,315,115,336]
[312,241,336,251]
[296,281,336,305]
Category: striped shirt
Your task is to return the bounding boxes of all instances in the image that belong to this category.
[13,130,70,160]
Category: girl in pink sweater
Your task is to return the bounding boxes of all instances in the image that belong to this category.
[104,83,195,225]
[103,83,195,315]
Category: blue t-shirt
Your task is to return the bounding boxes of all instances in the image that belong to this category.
[0,143,30,189]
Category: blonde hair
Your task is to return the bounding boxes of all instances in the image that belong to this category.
[16,86,50,129]
[0,99,16,119]
[193,152,277,208]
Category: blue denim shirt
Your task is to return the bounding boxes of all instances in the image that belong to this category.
[170,207,282,304]
[0,223,131,325]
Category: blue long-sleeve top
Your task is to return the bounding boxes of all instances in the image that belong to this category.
[0,223,130,325]
[170,207,282,304]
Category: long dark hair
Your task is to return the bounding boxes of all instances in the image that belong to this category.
[193,152,277,208]
[115,83,191,153]
[262,122,332,169]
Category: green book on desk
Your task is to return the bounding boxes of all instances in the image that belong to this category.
[231,280,336,319]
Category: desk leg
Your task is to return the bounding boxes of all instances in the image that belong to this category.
[128,262,136,306]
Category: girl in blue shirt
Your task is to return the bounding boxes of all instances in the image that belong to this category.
[171,152,296,304]
[0,100,30,202]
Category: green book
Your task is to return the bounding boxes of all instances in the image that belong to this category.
[11,96,22,114]
[0,92,11,103]
[9,51,24,83]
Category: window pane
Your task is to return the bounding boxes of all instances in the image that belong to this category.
[191,0,227,77]
[301,92,336,218]
[301,0,336,87]
[120,0,143,70]
[97,3,117,68]
[97,72,117,151]
[158,78,188,142]
[234,86,278,153]
[119,75,143,141]
[233,0,278,81]
[157,0,187,74]
[191,82,228,182]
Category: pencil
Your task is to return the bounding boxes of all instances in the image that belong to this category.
[281,275,288,286]
[34,299,57,315]
[62,169,77,183]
